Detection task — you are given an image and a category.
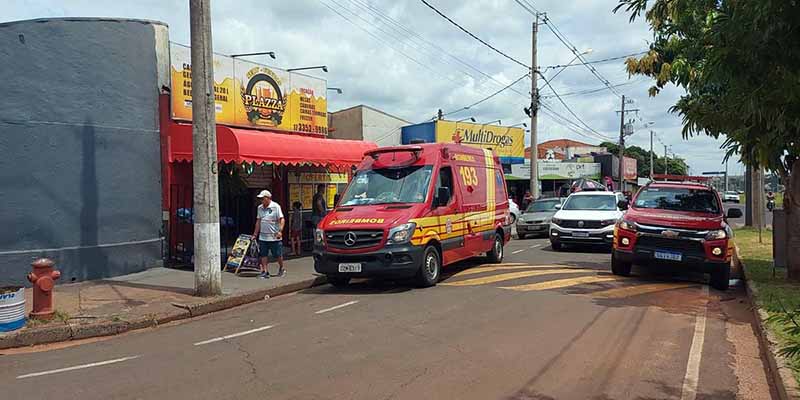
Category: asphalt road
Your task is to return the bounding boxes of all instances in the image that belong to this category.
[723,202,773,228]
[1,238,774,400]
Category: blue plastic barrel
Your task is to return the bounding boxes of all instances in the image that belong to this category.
[0,287,26,332]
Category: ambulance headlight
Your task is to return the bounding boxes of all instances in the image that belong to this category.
[315,229,325,245]
[388,223,416,244]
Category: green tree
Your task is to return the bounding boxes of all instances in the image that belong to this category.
[615,0,800,278]
[600,141,687,177]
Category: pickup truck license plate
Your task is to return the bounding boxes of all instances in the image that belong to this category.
[572,231,589,237]
[654,250,682,261]
[338,263,362,273]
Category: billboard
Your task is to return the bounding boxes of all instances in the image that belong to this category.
[170,43,328,135]
[508,160,601,180]
[623,156,638,181]
[434,120,524,163]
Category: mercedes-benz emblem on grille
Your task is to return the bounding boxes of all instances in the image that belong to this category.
[344,232,358,246]
[662,230,679,239]
[577,221,585,228]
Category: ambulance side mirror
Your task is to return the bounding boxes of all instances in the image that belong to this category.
[436,187,451,207]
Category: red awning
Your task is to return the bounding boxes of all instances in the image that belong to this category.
[168,123,377,167]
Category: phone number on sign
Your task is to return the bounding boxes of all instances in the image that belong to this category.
[294,124,328,135]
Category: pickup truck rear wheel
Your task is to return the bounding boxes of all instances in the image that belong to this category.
[710,265,730,291]
[416,246,441,287]
[611,252,632,276]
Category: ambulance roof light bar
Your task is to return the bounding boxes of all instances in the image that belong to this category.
[364,145,423,161]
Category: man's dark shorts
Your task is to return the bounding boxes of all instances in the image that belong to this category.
[258,240,283,258]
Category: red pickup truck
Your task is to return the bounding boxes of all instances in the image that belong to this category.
[612,175,743,290]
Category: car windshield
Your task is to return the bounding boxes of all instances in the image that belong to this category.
[634,187,721,214]
[562,195,616,211]
[340,166,433,206]
[526,199,561,212]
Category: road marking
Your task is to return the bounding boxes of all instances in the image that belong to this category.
[193,325,276,346]
[512,249,526,254]
[681,285,709,400]
[441,269,585,287]
[500,275,619,291]
[529,244,541,249]
[315,300,359,314]
[592,283,698,299]
[449,264,576,279]
[16,355,141,379]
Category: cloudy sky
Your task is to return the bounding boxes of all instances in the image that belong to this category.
[4,0,744,175]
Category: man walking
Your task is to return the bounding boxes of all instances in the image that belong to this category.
[311,184,328,227]
[252,190,286,278]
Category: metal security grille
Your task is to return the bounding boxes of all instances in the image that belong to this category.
[558,220,603,229]
[326,230,384,249]
[637,236,705,255]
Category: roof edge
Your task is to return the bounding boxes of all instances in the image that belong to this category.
[0,17,168,29]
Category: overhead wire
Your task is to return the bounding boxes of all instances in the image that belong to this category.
[537,72,613,140]
[419,0,531,69]
[442,73,530,117]
[541,51,647,71]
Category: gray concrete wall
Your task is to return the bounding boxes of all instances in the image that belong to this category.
[0,18,166,286]
[328,106,363,141]
[361,107,407,147]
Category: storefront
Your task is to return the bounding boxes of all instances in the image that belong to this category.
[400,120,525,165]
[162,43,376,264]
[507,160,602,200]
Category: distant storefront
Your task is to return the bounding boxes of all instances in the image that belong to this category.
[505,160,601,198]
[401,120,525,165]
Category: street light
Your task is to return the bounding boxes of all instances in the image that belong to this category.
[480,119,501,125]
[230,51,276,59]
[327,87,343,94]
[548,48,593,81]
[457,117,476,122]
[510,122,528,128]
[287,65,328,73]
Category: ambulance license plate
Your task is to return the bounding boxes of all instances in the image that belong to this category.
[338,263,362,273]
[654,250,682,261]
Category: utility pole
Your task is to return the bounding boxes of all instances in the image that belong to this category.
[618,95,626,191]
[724,159,729,192]
[529,15,539,199]
[664,144,669,175]
[649,130,654,179]
[190,0,222,296]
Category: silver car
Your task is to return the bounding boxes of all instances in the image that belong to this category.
[516,198,565,239]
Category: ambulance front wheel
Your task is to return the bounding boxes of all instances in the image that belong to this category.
[416,246,441,288]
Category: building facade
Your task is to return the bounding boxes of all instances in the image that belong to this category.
[329,105,411,146]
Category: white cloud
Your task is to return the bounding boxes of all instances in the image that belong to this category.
[0,0,743,174]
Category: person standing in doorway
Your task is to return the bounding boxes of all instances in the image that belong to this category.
[311,184,328,227]
[289,201,303,256]
[252,190,285,278]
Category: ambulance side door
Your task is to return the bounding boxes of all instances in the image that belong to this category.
[430,165,466,265]
[456,162,489,257]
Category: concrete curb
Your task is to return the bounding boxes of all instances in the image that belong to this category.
[0,276,327,350]
[737,244,800,400]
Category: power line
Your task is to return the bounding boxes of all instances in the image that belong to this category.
[540,102,605,142]
[541,51,647,71]
[345,0,528,97]
[513,0,540,14]
[443,73,530,117]
[538,72,612,140]
[542,16,622,98]
[540,78,648,98]
[419,0,530,69]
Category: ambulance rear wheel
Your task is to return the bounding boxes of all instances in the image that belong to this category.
[328,276,351,287]
[487,233,504,263]
[416,246,441,288]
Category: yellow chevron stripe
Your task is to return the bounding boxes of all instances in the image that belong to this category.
[441,269,585,287]
[500,275,620,291]
[591,283,698,299]
[448,264,587,279]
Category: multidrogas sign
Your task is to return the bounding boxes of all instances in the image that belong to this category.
[454,127,515,148]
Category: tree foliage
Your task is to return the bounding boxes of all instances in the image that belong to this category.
[600,141,688,176]
[614,0,799,177]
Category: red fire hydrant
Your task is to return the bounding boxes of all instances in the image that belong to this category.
[27,258,60,320]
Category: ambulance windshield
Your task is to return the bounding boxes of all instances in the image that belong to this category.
[340,166,433,206]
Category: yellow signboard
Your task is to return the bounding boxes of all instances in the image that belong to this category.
[287,172,348,184]
[289,184,302,207]
[435,120,524,161]
[327,184,338,209]
[170,43,328,135]
[302,184,314,210]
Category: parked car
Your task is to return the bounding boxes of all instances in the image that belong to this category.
[314,143,511,288]
[508,198,520,225]
[612,177,742,290]
[721,191,740,203]
[549,191,626,251]
[516,198,564,239]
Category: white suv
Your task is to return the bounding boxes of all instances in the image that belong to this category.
[549,191,625,251]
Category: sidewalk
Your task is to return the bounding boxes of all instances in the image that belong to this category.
[0,256,325,350]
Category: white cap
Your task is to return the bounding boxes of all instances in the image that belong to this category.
[257,190,272,198]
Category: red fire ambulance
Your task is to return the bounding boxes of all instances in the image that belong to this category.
[313,143,512,287]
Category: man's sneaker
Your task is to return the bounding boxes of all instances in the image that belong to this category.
[277,268,286,277]
[258,272,269,279]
